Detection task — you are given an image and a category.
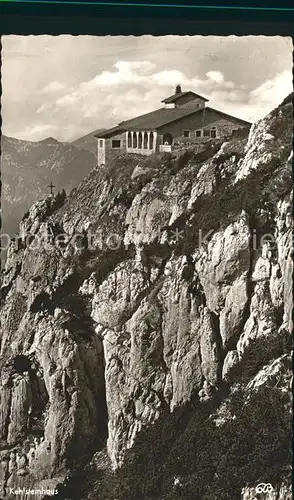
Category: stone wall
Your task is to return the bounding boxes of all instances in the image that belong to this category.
[105,132,127,164]
[173,95,206,108]
[159,108,249,145]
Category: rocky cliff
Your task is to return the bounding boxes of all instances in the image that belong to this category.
[0,96,292,500]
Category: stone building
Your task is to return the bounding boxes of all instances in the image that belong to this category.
[95,85,251,166]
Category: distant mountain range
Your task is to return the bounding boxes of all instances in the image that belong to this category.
[71,128,106,156]
[1,134,97,236]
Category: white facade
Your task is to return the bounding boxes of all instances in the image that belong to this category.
[97,138,106,166]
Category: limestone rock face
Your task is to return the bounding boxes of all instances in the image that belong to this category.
[0,98,292,496]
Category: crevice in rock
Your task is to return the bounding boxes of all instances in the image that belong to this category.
[151,295,169,376]
[187,274,207,308]
[13,355,31,375]
[210,311,224,385]
[28,363,49,438]
[53,243,136,312]
[1,355,49,450]
[225,214,256,354]
[29,292,55,315]
[61,293,97,343]
[64,339,108,472]
[93,252,171,338]
[197,343,205,389]
[3,388,12,445]
[27,330,36,350]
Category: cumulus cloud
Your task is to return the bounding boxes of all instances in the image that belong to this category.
[152,69,188,86]
[195,69,292,122]
[206,70,225,84]
[250,70,292,104]
[53,60,292,133]
[19,124,58,141]
[82,60,156,88]
[34,63,294,138]
[2,35,292,141]
[42,81,66,93]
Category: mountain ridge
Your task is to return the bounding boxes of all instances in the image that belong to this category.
[1,133,97,237]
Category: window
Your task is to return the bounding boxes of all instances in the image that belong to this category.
[203,129,210,137]
[149,131,154,149]
[133,132,137,148]
[112,140,121,148]
[210,128,217,138]
[99,140,104,148]
[143,132,148,149]
[183,130,190,138]
[195,129,202,138]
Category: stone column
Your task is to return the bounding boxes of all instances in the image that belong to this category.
[126,132,130,151]
[153,131,157,152]
[136,131,139,150]
[147,131,150,149]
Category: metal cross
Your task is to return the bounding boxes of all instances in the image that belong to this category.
[47,182,56,195]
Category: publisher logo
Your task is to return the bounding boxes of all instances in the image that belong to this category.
[255,483,274,494]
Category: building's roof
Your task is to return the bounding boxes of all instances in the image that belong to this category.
[95,124,124,139]
[161,90,209,104]
[95,106,251,139]
[95,106,202,138]
[205,107,251,126]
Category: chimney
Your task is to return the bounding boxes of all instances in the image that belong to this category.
[175,84,182,94]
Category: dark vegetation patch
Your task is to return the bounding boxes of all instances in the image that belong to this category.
[57,328,293,500]
[101,154,144,184]
[212,150,243,167]
[76,381,291,500]
[169,153,291,256]
[61,293,96,343]
[230,126,251,140]
[30,292,55,315]
[191,141,223,163]
[225,328,292,385]
[268,99,293,142]
[279,92,293,107]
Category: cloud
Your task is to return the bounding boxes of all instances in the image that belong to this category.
[17,123,58,141]
[2,35,292,141]
[210,70,292,122]
[41,62,294,139]
[151,69,188,86]
[56,92,77,106]
[250,70,292,104]
[42,81,66,93]
[36,103,51,114]
[206,70,224,84]
[83,60,156,88]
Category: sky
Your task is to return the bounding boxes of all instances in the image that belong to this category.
[2,35,293,142]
